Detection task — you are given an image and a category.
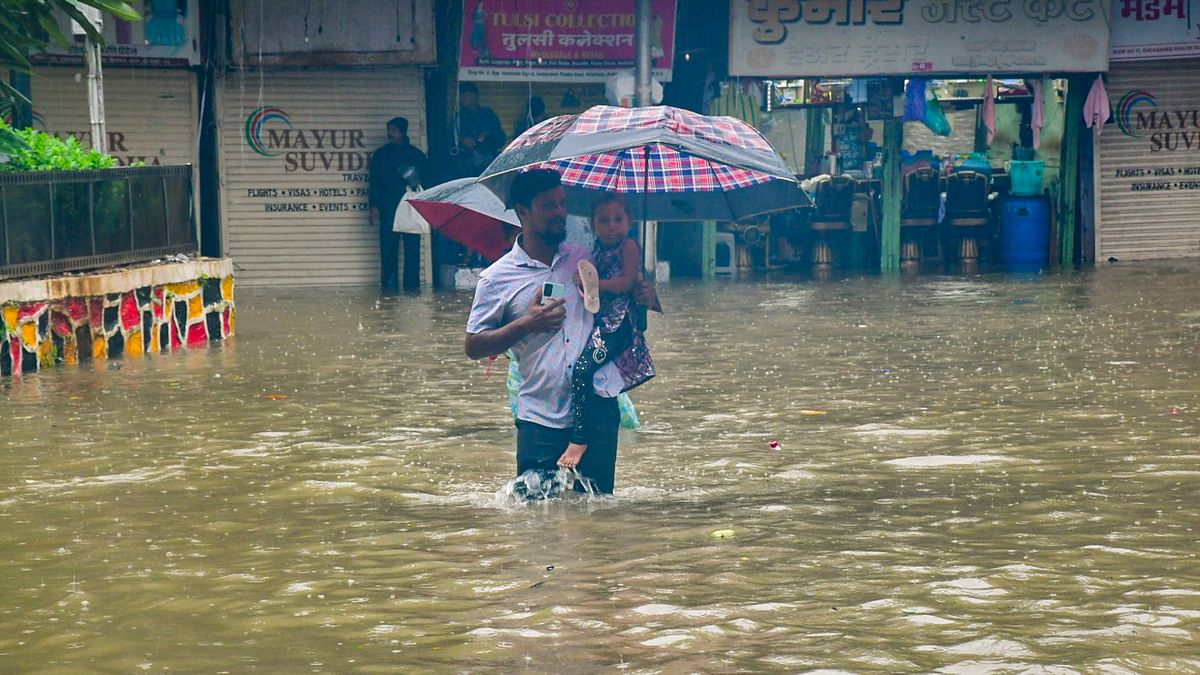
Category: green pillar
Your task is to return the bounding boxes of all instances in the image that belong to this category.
[1059,75,1086,267]
[700,220,716,279]
[805,107,826,174]
[880,117,903,272]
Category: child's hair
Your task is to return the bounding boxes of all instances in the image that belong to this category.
[590,192,628,219]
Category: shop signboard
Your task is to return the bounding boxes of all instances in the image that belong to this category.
[729,0,1112,77]
[458,0,676,82]
[1111,0,1200,61]
[38,5,199,66]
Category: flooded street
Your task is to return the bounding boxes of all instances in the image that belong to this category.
[3,264,1199,672]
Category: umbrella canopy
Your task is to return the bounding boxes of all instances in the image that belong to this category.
[395,178,520,262]
[478,105,810,222]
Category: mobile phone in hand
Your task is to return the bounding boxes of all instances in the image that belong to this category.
[541,281,566,305]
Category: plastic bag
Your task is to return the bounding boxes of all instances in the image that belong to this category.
[923,93,952,137]
[904,78,927,122]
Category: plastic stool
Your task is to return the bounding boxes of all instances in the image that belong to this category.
[714,232,736,276]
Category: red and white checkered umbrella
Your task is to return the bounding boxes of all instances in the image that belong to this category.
[478,105,809,222]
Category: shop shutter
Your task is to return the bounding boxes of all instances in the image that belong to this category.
[27,66,197,166]
[1097,60,1200,261]
[218,68,425,287]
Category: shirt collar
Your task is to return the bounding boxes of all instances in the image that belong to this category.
[511,234,570,270]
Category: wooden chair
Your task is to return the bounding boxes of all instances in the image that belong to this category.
[944,170,991,265]
[900,168,940,264]
[809,176,855,266]
[945,171,990,227]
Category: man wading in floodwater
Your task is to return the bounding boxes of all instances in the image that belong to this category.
[464,170,657,495]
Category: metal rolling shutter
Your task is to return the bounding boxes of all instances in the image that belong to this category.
[28,66,197,166]
[1097,61,1200,261]
[219,68,425,287]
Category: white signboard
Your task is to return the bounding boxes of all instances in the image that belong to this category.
[1111,0,1200,61]
[40,5,199,66]
[729,0,1112,77]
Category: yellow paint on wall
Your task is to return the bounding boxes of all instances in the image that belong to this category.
[38,336,54,367]
[64,337,78,365]
[166,281,200,297]
[93,334,107,360]
[228,308,236,336]
[221,276,234,301]
[149,324,159,353]
[2,305,17,333]
[188,295,203,321]
[20,322,37,350]
[126,331,143,356]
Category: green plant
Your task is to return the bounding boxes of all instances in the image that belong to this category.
[0,121,117,171]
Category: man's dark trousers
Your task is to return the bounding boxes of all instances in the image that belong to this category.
[380,216,421,291]
[515,396,620,494]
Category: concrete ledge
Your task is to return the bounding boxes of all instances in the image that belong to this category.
[0,258,234,304]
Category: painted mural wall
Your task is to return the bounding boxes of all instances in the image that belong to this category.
[1,275,234,378]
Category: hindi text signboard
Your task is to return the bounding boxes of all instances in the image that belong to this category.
[459,0,676,82]
[729,0,1112,77]
[1111,0,1200,61]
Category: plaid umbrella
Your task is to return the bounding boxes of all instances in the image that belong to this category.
[477,105,810,222]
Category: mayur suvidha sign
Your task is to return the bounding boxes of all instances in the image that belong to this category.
[241,106,371,214]
[729,0,1112,77]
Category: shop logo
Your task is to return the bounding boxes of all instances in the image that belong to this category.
[245,106,292,157]
[1117,90,1156,138]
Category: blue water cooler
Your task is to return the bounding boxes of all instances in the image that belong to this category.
[1001,196,1051,270]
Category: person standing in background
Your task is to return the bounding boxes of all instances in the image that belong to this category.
[514,96,549,137]
[369,117,428,292]
[450,82,505,178]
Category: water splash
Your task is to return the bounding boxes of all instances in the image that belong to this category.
[495,468,601,504]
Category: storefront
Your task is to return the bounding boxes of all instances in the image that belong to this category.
[216,0,435,287]
[217,69,426,287]
[25,2,201,166]
[1095,3,1200,261]
[728,0,1112,272]
[22,66,198,168]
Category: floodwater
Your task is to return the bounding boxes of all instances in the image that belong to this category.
[2,263,1199,673]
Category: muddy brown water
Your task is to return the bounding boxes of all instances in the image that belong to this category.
[2,263,1199,672]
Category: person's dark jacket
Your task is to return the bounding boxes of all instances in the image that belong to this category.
[369,142,429,221]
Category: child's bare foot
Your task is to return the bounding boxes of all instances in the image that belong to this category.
[558,442,588,469]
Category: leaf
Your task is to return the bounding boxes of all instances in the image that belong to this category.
[78,0,142,22]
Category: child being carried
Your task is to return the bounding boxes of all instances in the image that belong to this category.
[558,193,656,471]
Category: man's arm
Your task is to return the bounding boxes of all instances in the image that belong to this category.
[367,149,382,226]
[464,292,566,360]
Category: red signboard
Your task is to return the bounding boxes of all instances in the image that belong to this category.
[459,0,676,82]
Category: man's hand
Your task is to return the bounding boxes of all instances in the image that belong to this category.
[519,287,566,334]
[633,274,663,313]
[369,207,380,228]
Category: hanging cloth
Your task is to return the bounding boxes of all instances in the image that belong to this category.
[903,78,927,122]
[1031,80,1045,150]
[982,75,996,146]
[1083,74,1110,137]
[708,80,763,128]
